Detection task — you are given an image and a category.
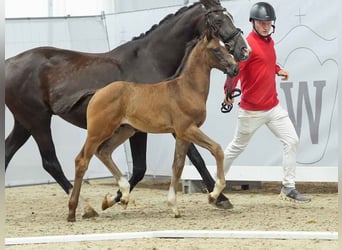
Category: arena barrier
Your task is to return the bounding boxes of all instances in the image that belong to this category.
[5,230,338,245]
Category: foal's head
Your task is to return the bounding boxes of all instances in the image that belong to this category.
[204,31,239,78]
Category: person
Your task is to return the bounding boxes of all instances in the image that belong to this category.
[223,2,311,202]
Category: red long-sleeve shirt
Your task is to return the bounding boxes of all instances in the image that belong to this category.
[224,31,281,111]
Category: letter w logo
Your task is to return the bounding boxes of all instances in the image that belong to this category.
[280,81,325,144]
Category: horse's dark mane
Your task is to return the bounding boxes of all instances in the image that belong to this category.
[132,3,201,41]
[164,36,201,80]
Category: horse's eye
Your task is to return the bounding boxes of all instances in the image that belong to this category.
[215,20,222,26]
[225,41,234,50]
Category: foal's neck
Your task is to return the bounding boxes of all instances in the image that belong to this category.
[180,41,212,95]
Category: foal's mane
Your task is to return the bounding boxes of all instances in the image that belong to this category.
[164,36,201,81]
[132,3,201,41]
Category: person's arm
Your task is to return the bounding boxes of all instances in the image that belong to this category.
[275,64,289,80]
[223,76,239,105]
[224,76,238,94]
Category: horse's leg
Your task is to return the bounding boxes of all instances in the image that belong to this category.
[172,134,232,209]
[179,127,226,203]
[168,138,190,218]
[29,120,73,194]
[5,120,31,170]
[12,113,73,194]
[113,132,147,202]
[15,110,96,219]
[96,126,136,210]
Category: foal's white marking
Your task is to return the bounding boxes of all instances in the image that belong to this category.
[118,176,130,200]
[219,40,225,47]
[168,186,176,206]
[167,186,179,216]
[210,179,225,200]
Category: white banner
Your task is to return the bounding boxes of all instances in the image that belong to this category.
[5,0,338,186]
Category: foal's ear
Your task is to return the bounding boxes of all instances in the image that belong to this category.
[204,29,215,42]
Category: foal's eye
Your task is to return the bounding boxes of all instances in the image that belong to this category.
[212,48,220,53]
[212,48,221,56]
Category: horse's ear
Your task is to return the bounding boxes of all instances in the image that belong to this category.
[200,0,221,9]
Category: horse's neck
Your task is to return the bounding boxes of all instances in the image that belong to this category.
[179,41,212,96]
[110,4,205,68]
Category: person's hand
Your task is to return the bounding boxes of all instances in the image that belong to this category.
[224,96,234,106]
[278,69,289,80]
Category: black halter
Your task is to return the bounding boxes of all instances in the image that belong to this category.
[223,28,243,43]
[204,7,243,113]
[205,8,244,52]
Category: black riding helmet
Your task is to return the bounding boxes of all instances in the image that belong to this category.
[249,2,276,21]
[249,2,276,38]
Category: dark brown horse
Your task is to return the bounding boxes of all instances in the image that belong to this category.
[5,0,250,209]
[68,30,238,221]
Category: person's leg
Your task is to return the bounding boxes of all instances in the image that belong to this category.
[266,105,311,202]
[224,108,265,174]
[266,105,298,188]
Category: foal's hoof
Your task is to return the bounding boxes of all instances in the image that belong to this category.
[120,199,129,209]
[102,193,115,211]
[208,194,216,204]
[67,215,76,222]
[213,199,234,209]
[174,212,181,218]
[82,206,99,219]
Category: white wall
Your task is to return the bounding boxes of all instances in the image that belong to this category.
[5,0,338,186]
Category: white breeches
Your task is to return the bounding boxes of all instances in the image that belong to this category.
[224,104,299,187]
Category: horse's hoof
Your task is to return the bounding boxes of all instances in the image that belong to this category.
[82,207,99,219]
[214,199,234,209]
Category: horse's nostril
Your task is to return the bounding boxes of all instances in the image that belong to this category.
[242,47,251,56]
[234,66,239,76]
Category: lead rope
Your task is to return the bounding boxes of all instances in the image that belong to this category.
[221,88,241,113]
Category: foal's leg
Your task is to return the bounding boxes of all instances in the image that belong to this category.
[68,139,98,222]
[96,126,136,210]
[168,138,190,218]
[179,126,226,202]
[172,134,232,209]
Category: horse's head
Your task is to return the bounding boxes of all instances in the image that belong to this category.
[204,30,239,78]
[201,0,251,62]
